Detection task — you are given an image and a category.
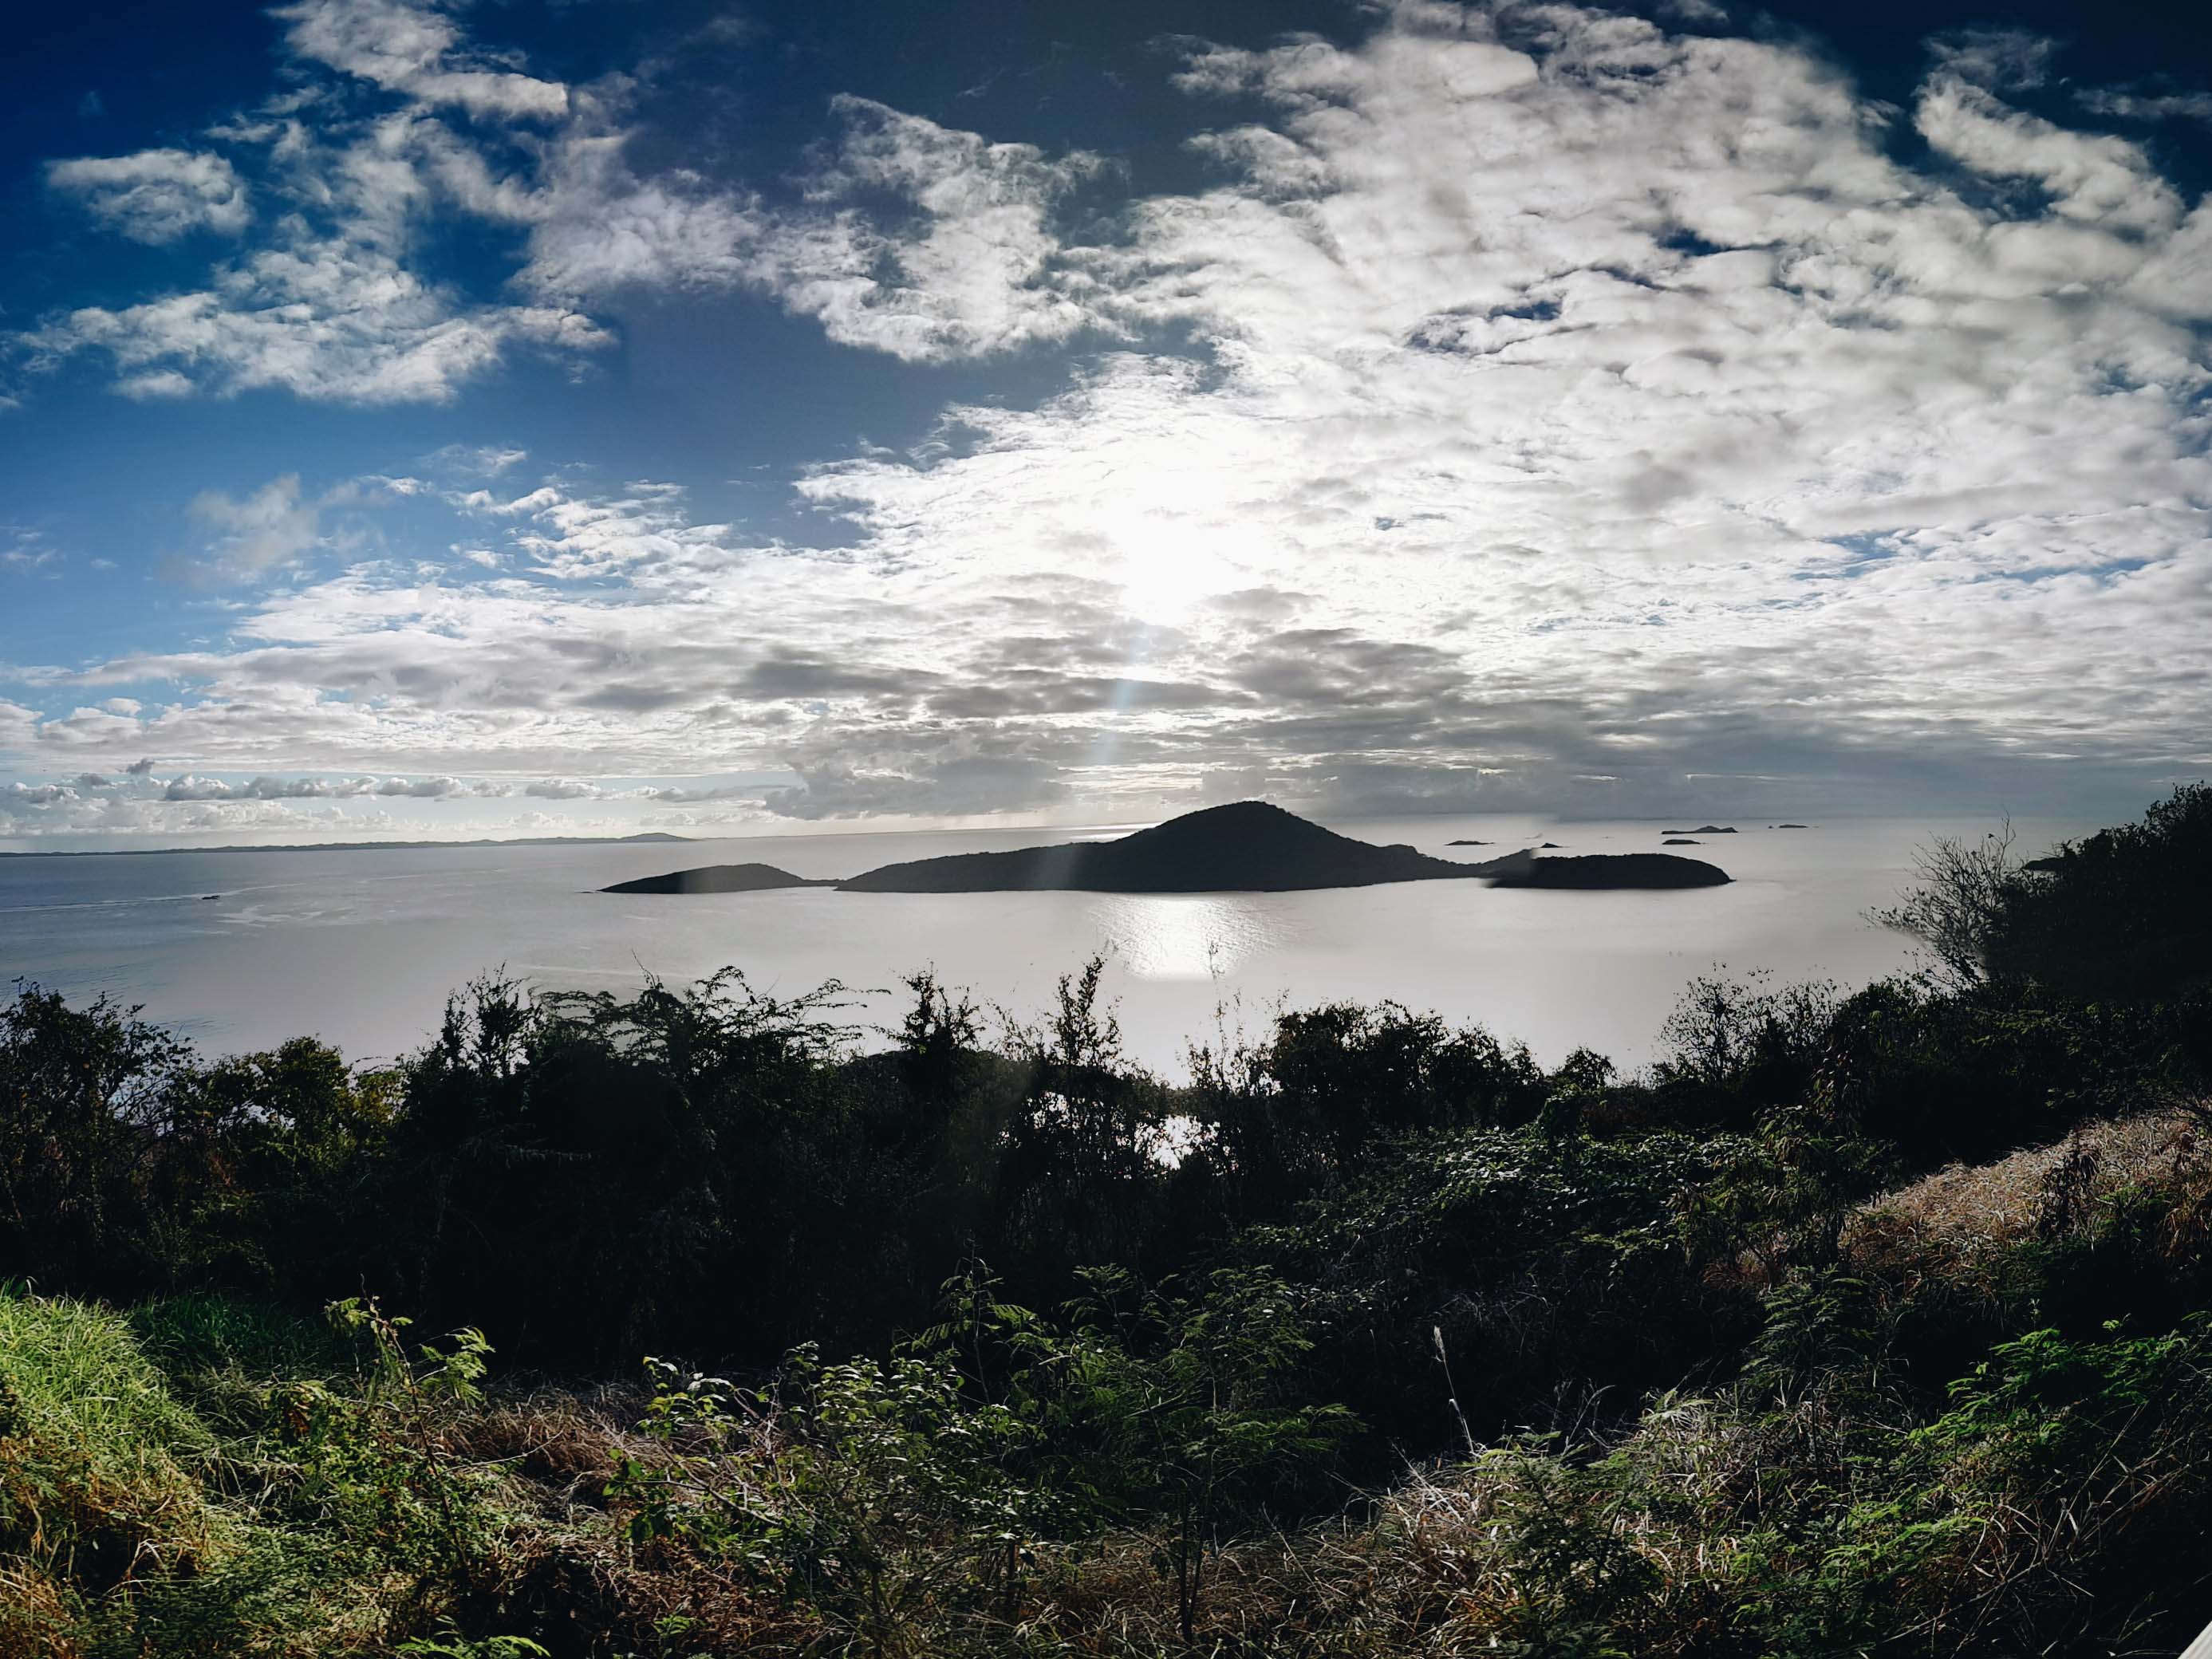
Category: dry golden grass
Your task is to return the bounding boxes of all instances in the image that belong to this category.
[1847,1107,2205,1281]
[450,1382,649,1515]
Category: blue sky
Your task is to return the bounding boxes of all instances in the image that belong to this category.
[2,0,2209,847]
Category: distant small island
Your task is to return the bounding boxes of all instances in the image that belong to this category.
[1663,826,1737,835]
[1663,837,1701,845]
[1776,823,1811,830]
[605,802,1731,896]
[1445,838,1492,846]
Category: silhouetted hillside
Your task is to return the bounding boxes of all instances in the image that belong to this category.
[604,862,827,894]
[837,802,1495,893]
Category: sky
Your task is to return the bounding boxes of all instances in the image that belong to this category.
[1,0,2209,848]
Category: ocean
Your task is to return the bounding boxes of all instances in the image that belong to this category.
[0,814,2094,1075]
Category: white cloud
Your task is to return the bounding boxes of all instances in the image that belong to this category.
[14,6,603,405]
[2078,86,2212,124]
[2,533,60,576]
[426,443,529,478]
[188,475,323,576]
[1927,28,2056,93]
[0,703,40,751]
[157,771,503,802]
[515,129,764,297]
[176,471,433,581]
[46,148,250,242]
[116,370,198,400]
[15,0,1104,403]
[511,94,1108,365]
[1917,74,2179,229]
[22,239,608,404]
[745,97,1109,363]
[0,761,520,841]
[274,0,569,121]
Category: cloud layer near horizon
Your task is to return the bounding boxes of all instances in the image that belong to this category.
[4,0,2210,839]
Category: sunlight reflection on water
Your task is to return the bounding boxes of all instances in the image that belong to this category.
[1085,895,1295,981]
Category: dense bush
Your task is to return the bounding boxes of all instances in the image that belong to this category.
[1993,781,2212,1002]
[1879,781,2212,1005]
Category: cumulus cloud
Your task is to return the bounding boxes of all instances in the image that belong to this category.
[45,148,250,242]
[158,771,505,801]
[0,762,523,841]
[744,97,1109,363]
[187,475,323,576]
[12,0,1102,401]
[512,132,764,298]
[513,94,1107,365]
[274,0,569,120]
[474,479,729,580]
[13,6,603,404]
[21,243,606,404]
[175,471,436,581]
[1917,73,2178,228]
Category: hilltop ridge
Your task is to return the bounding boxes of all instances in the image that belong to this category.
[836,800,1488,893]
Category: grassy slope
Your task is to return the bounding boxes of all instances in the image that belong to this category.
[10,1105,2212,1658]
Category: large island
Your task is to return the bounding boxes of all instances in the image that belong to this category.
[602,801,1732,895]
[603,862,832,895]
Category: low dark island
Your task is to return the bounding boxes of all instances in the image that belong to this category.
[601,802,1732,896]
[1664,825,1738,835]
[1484,851,1732,889]
[604,863,830,895]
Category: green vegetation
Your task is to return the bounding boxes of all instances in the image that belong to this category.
[2,786,2210,1655]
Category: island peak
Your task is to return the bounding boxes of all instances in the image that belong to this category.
[837,799,1480,893]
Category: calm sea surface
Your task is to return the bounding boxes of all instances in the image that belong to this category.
[0,815,2096,1075]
